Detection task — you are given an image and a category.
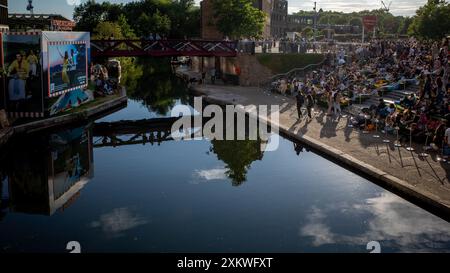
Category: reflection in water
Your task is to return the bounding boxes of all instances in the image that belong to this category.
[121,58,190,116]
[0,125,93,218]
[90,207,148,238]
[1,59,450,253]
[210,139,264,186]
[300,193,450,252]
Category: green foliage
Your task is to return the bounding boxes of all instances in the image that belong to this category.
[301,26,314,38]
[92,21,124,39]
[120,58,190,115]
[137,10,171,37]
[118,15,137,39]
[74,0,200,39]
[409,0,450,40]
[212,0,266,39]
[256,54,325,74]
[211,139,264,186]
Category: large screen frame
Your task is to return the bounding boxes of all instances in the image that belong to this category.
[47,40,88,98]
[1,32,45,118]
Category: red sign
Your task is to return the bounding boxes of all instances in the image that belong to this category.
[51,20,76,31]
[362,16,378,32]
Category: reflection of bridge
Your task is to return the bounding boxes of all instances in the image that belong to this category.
[91,39,238,58]
[93,116,211,148]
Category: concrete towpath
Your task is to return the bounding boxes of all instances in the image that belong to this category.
[189,83,450,219]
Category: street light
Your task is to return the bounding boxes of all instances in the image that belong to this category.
[313,2,317,43]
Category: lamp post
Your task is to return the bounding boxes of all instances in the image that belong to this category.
[313,2,317,43]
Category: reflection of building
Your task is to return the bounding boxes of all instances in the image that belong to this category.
[0,124,93,216]
[0,0,7,32]
[8,14,76,32]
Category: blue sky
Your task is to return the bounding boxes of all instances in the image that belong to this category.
[10,0,426,20]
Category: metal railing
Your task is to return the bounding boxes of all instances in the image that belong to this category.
[259,58,326,90]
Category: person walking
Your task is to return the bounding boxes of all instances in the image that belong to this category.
[210,67,216,85]
[333,90,342,117]
[296,91,305,119]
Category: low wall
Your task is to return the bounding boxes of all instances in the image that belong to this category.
[191,54,273,87]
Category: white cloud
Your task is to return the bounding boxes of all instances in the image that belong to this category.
[90,208,147,237]
[288,0,426,16]
[193,168,228,181]
[299,193,450,252]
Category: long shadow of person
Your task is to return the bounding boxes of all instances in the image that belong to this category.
[320,115,339,139]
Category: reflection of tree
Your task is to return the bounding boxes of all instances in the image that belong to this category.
[211,139,264,186]
[120,58,190,116]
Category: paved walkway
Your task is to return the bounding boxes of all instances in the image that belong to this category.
[189,83,450,217]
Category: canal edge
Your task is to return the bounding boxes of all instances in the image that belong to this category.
[189,85,450,220]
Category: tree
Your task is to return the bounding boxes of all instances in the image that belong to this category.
[92,21,123,40]
[211,139,264,186]
[409,0,450,40]
[137,10,171,37]
[118,14,137,39]
[212,0,266,39]
[74,0,108,31]
[398,17,413,35]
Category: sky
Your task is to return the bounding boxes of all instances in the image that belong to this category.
[9,0,427,20]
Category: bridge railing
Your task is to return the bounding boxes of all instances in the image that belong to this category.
[90,39,239,57]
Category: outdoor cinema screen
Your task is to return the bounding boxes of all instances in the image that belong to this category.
[48,42,87,96]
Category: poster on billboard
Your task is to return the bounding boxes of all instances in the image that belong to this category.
[1,33,44,118]
[48,42,87,96]
[41,32,90,98]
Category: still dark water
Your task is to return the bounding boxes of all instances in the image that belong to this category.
[1,74,450,253]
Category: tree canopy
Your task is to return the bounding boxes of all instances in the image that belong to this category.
[73,0,200,39]
[212,0,266,39]
[408,0,450,40]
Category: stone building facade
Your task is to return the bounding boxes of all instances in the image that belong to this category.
[270,0,288,38]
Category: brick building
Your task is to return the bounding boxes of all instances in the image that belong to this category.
[8,14,75,32]
[271,0,288,38]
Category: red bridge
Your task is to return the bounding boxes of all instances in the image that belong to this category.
[91,39,238,58]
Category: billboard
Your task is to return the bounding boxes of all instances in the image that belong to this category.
[48,42,87,95]
[1,33,44,118]
[0,31,90,118]
[42,31,90,98]
[362,16,378,32]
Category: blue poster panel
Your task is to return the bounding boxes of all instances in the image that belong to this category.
[42,32,90,98]
[48,42,87,96]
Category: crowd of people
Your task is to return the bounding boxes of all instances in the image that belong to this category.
[90,63,118,96]
[271,37,450,153]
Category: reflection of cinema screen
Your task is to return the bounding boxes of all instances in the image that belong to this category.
[2,34,44,117]
[48,42,87,96]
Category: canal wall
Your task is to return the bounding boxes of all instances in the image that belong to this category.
[0,94,128,148]
[184,82,450,221]
[191,54,273,87]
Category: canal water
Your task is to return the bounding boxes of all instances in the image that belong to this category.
[1,70,450,253]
